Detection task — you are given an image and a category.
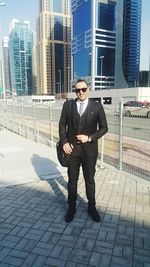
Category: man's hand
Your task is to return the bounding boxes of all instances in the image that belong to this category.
[76,134,89,143]
[63,143,74,154]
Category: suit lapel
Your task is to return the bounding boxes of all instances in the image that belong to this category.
[72,99,79,132]
[81,99,93,131]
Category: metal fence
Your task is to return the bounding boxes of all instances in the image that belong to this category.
[0,100,150,181]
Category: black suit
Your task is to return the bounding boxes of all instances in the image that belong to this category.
[59,99,108,207]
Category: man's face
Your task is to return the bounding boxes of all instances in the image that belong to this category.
[75,81,89,101]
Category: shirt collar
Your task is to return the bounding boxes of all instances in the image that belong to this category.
[77,98,89,105]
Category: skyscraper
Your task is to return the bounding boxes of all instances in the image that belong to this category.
[36,0,71,96]
[71,0,141,90]
[9,19,33,96]
[72,0,116,90]
[2,37,11,98]
[115,0,142,88]
[122,0,141,87]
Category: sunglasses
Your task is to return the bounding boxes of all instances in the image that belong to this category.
[75,88,88,93]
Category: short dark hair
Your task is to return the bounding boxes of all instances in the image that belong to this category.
[75,79,88,88]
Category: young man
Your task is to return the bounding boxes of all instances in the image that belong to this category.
[59,79,108,223]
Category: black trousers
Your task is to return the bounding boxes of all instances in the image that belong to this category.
[67,145,97,207]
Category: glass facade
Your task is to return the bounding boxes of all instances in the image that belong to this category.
[73,0,91,37]
[72,0,116,89]
[54,16,63,41]
[122,0,141,87]
[72,0,141,90]
[55,43,64,93]
[53,0,62,13]
[97,1,116,31]
[96,1,116,79]
[72,0,91,79]
[74,48,91,78]
[96,47,115,77]
[9,21,32,96]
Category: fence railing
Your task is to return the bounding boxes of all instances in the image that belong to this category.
[0,100,150,181]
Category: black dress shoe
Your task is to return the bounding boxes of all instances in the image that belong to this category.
[88,206,101,222]
[65,209,76,223]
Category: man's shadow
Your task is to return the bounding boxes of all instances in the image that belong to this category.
[31,154,86,210]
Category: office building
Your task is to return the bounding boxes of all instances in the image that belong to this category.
[9,19,33,96]
[71,0,141,90]
[36,0,71,95]
[2,37,12,98]
[116,0,142,88]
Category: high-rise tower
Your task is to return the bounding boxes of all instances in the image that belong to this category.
[9,19,33,96]
[72,0,116,90]
[36,0,71,95]
[2,37,12,98]
[122,0,141,87]
[115,0,142,88]
[71,0,141,90]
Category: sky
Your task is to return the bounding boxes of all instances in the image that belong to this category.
[0,0,149,71]
[140,0,150,71]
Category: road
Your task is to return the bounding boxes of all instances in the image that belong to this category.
[1,102,150,142]
[106,114,150,141]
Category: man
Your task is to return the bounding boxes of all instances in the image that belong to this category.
[59,79,108,223]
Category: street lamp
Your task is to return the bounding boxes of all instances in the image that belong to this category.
[58,70,61,99]
[67,66,70,94]
[100,56,104,89]
[88,53,91,76]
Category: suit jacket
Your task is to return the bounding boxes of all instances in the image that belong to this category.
[59,99,108,156]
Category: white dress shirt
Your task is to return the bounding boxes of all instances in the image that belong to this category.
[77,98,89,115]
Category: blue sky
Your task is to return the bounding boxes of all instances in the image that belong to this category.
[140,0,150,70]
[0,0,149,71]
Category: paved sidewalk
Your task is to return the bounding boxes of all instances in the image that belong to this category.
[0,129,150,267]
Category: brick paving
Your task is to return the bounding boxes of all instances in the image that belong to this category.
[0,130,150,266]
[0,168,150,267]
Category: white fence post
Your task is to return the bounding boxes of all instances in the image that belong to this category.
[49,102,54,149]
[119,98,123,170]
[36,121,39,143]
[100,136,104,169]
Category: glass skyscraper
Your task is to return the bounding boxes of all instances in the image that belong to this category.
[71,0,141,90]
[9,19,32,96]
[122,0,141,87]
[36,0,71,95]
[72,0,116,90]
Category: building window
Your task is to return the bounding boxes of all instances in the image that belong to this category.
[54,16,63,41]
[97,2,116,31]
[53,0,62,13]
[74,48,91,78]
[73,0,91,37]
[55,43,64,92]
[96,47,115,76]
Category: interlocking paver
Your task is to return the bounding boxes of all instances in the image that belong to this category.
[46,257,66,267]
[31,255,47,267]
[21,254,37,267]
[0,131,150,266]
[99,254,111,267]
[89,251,101,266]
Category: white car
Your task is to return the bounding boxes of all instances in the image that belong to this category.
[123,101,150,118]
